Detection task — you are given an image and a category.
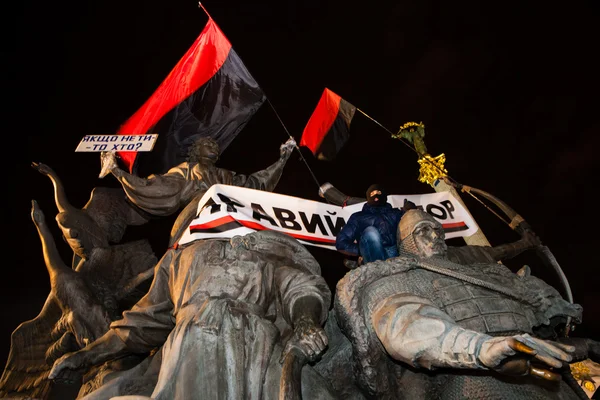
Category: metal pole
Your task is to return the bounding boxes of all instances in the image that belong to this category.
[394,122,491,247]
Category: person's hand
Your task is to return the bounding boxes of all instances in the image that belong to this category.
[478,333,574,381]
[280,316,327,364]
[280,138,296,160]
[99,151,118,178]
[48,350,88,384]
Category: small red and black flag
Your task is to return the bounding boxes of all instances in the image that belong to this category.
[116,17,265,174]
[299,88,356,161]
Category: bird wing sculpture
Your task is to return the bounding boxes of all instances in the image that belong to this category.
[0,164,158,399]
[31,161,150,269]
[0,200,113,399]
[0,294,63,399]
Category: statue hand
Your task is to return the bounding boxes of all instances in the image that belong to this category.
[48,350,87,384]
[99,151,118,179]
[280,316,327,364]
[479,333,574,381]
[280,138,296,159]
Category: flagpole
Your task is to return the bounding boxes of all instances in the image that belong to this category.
[355,108,427,155]
[197,2,324,193]
[198,2,211,18]
[263,98,323,190]
[354,107,492,246]
[394,122,492,247]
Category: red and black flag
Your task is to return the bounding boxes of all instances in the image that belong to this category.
[299,88,356,161]
[116,18,265,174]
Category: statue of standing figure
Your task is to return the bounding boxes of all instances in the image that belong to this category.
[100,136,297,247]
[47,136,340,399]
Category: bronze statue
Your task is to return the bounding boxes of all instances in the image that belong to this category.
[49,230,337,399]
[39,137,340,399]
[328,209,592,399]
[0,199,158,399]
[100,136,297,247]
[0,163,158,399]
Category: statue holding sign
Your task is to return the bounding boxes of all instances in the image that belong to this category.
[100,136,297,247]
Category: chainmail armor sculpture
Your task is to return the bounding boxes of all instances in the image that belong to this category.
[332,209,594,400]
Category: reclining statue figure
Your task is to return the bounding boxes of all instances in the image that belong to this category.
[331,209,596,399]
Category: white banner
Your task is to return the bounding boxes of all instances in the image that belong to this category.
[75,134,158,152]
[177,185,478,250]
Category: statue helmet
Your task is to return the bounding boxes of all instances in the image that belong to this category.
[397,209,443,255]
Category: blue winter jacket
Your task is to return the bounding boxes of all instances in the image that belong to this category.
[335,203,405,255]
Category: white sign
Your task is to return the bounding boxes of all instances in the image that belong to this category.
[75,134,158,152]
[177,184,478,251]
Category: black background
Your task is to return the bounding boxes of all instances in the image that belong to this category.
[4,0,599,371]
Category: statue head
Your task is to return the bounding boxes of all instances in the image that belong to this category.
[365,184,387,206]
[188,137,220,164]
[397,209,447,258]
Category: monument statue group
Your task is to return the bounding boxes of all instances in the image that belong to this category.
[1,137,598,399]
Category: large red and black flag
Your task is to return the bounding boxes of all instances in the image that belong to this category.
[299,88,356,161]
[116,17,265,174]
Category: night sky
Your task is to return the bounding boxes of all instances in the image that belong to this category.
[5,0,599,371]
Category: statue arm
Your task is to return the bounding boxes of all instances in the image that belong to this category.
[372,293,491,370]
[485,239,535,261]
[48,329,129,380]
[110,164,192,216]
[371,293,574,376]
[233,138,295,192]
[318,182,365,206]
[448,238,535,264]
[276,265,331,363]
[275,266,331,327]
[110,165,149,187]
[479,231,540,262]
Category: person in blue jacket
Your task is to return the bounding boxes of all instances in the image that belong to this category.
[335,184,406,265]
